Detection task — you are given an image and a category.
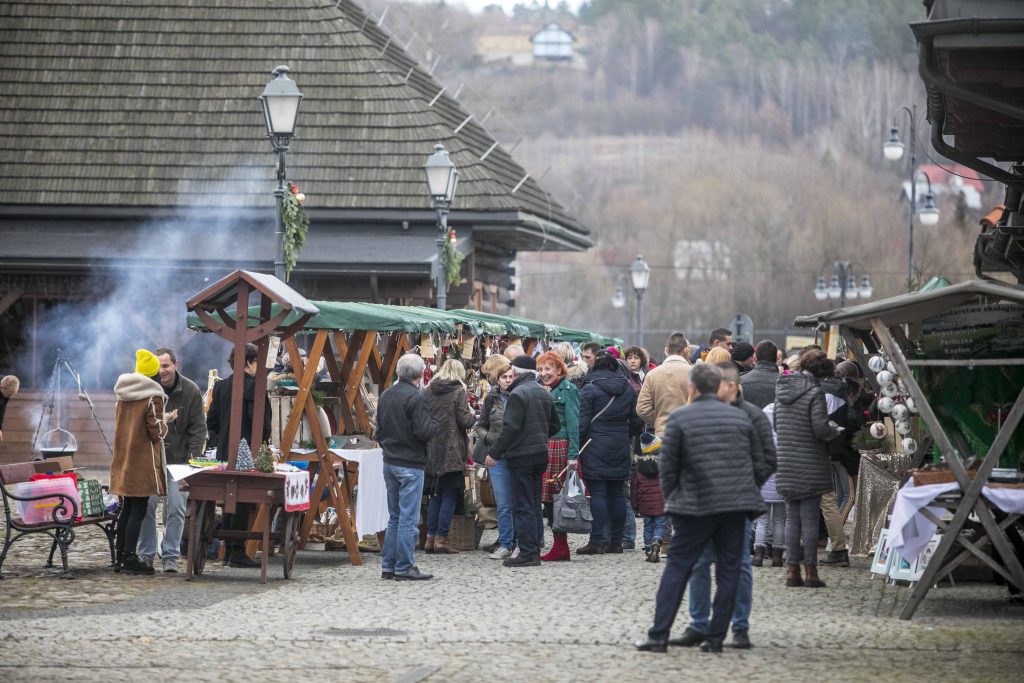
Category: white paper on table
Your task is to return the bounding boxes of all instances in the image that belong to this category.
[167,464,208,482]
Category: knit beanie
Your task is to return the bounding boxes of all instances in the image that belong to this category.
[731,341,755,363]
[135,349,160,378]
[510,354,536,372]
[640,432,662,454]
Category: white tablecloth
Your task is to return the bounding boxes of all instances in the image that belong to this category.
[888,480,1024,563]
[338,448,388,537]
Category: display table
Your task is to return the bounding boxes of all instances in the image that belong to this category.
[292,446,388,538]
[183,468,310,584]
[888,480,1024,564]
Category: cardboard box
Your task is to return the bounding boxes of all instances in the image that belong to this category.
[33,456,73,475]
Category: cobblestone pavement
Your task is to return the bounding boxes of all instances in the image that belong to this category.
[1,519,1021,683]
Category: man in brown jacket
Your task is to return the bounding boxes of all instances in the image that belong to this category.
[110,349,168,576]
[637,332,692,437]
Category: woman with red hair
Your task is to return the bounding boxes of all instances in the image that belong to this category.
[535,350,580,561]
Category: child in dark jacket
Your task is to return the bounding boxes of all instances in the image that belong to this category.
[631,433,668,563]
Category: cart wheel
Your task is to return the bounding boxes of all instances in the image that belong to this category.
[192,501,213,577]
[282,512,299,580]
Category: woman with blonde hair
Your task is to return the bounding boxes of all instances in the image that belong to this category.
[703,346,732,365]
[535,350,580,561]
[475,354,517,558]
[422,358,476,554]
[553,342,588,389]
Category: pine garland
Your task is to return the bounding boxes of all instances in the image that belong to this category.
[442,229,465,288]
[282,182,310,279]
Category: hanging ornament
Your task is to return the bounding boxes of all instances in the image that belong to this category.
[895,420,912,435]
[878,396,896,413]
[906,397,918,414]
[887,361,897,374]
[881,383,899,398]
[420,333,434,359]
[870,421,888,439]
[875,370,894,387]
[901,437,918,454]
[891,403,910,421]
[868,355,886,373]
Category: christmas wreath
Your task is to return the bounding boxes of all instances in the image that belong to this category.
[442,228,465,288]
[282,182,309,279]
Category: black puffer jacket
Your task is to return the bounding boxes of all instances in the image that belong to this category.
[579,369,644,481]
[659,395,766,517]
[376,379,438,470]
[422,379,475,477]
[774,372,839,500]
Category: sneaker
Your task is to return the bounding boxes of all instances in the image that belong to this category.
[646,540,662,563]
[162,558,179,573]
[489,547,513,560]
[510,547,521,559]
[138,555,154,568]
[120,555,155,576]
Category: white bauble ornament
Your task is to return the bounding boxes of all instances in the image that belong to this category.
[868,356,886,373]
[895,420,912,435]
[891,403,910,421]
[875,370,894,387]
[882,383,899,398]
[887,361,896,374]
[870,421,888,439]
[878,396,895,413]
[901,437,918,454]
[906,397,918,414]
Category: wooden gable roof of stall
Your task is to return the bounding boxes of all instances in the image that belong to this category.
[0,0,592,252]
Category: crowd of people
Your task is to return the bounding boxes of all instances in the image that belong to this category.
[377,327,869,654]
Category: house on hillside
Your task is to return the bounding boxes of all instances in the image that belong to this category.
[531,23,574,62]
[0,0,592,394]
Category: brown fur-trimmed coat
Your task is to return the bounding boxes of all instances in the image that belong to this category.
[109,372,168,497]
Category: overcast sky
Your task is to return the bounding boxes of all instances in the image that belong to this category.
[409,1,585,14]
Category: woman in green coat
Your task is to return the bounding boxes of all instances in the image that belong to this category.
[536,350,580,562]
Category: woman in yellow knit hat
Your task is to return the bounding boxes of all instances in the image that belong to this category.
[109,349,168,576]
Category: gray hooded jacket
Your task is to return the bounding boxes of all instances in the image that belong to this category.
[773,372,839,500]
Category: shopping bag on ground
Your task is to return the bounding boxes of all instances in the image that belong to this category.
[553,471,592,535]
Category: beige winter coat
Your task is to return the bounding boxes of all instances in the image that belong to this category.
[109,372,168,497]
[636,355,691,437]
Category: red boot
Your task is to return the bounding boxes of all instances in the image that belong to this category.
[541,531,571,562]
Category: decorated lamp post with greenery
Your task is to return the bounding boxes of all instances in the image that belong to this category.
[424,143,460,310]
[258,65,305,281]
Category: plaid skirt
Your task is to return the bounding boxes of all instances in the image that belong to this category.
[542,437,569,503]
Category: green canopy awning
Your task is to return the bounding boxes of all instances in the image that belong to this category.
[449,310,556,338]
[403,307,510,336]
[187,300,458,335]
[552,326,622,347]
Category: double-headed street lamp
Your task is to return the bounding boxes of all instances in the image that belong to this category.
[630,255,650,348]
[814,261,873,308]
[259,66,304,282]
[424,144,460,310]
[883,104,941,290]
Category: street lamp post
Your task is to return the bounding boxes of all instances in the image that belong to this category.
[884,104,941,290]
[424,144,459,310]
[610,282,629,343]
[630,255,650,348]
[814,261,873,308]
[258,65,304,282]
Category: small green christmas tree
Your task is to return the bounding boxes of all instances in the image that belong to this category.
[256,442,275,473]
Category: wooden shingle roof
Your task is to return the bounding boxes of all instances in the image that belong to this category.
[0,0,590,249]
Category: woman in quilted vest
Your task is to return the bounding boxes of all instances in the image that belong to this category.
[475,355,516,559]
[110,349,168,576]
[422,359,476,555]
[536,350,580,562]
[773,348,839,588]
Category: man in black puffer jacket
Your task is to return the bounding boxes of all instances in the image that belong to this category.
[636,363,766,654]
[485,355,560,567]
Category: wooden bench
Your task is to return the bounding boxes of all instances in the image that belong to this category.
[0,462,118,579]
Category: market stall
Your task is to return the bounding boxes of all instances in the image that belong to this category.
[795,279,1024,618]
[449,309,558,354]
[183,270,318,583]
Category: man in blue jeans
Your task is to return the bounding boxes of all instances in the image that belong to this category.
[677,362,776,649]
[635,364,767,654]
[376,353,438,581]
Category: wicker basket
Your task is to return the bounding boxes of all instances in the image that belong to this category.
[448,515,484,551]
[478,477,496,508]
[911,469,977,487]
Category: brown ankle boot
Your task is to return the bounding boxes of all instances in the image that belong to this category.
[751,546,765,567]
[804,564,826,588]
[785,563,804,587]
[771,548,785,567]
[433,537,459,554]
[424,536,435,554]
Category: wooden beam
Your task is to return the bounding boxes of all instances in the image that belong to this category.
[0,289,24,316]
